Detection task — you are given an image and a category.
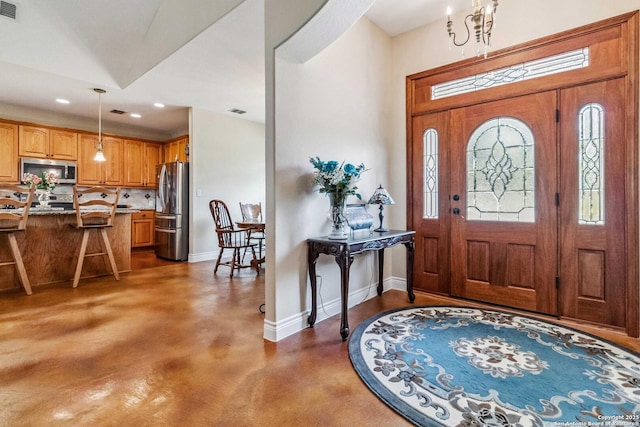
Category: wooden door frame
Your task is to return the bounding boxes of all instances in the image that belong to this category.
[406,12,639,337]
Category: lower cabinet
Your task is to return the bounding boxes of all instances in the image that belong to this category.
[131,210,155,248]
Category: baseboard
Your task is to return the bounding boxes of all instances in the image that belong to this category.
[188,250,217,263]
[263,275,408,342]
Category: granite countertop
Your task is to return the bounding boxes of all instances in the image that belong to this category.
[31,208,139,215]
[0,208,140,216]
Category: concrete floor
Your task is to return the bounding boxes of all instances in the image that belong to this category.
[1,257,638,426]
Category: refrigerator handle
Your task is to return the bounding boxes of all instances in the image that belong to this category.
[159,164,167,210]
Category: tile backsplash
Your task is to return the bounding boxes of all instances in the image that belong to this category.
[50,185,155,209]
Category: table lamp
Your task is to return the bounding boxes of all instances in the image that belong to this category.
[368,185,395,232]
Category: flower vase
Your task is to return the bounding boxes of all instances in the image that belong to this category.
[36,189,51,207]
[328,193,348,240]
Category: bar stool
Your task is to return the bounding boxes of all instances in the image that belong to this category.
[0,184,35,295]
[72,186,121,288]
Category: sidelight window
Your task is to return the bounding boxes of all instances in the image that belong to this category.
[578,103,605,225]
[467,117,535,222]
[423,128,439,218]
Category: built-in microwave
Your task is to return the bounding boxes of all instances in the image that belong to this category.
[20,157,77,184]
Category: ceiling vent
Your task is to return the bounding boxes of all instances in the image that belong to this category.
[110,109,126,115]
[228,108,246,115]
[0,1,17,20]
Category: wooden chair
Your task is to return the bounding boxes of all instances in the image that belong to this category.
[72,186,121,288]
[239,202,265,259]
[209,199,257,277]
[0,184,34,295]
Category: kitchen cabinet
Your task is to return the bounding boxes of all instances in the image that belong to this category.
[131,210,155,247]
[163,135,188,163]
[50,129,78,160]
[124,139,161,188]
[78,133,124,185]
[144,142,161,187]
[0,122,19,182]
[18,125,77,160]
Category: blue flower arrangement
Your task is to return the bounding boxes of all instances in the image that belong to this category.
[309,157,366,201]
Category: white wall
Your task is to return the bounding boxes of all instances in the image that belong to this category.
[266,13,393,341]
[189,108,266,261]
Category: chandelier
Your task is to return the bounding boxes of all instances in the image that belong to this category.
[447,0,498,58]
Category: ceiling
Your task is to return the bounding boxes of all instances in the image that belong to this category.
[0,0,468,139]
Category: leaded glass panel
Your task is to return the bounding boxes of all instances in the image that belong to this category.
[467,117,535,222]
[432,48,589,100]
[423,128,439,219]
[578,103,605,225]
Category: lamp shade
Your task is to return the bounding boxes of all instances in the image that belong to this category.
[368,185,395,205]
[93,148,106,162]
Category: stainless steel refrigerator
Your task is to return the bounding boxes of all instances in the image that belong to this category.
[155,162,189,261]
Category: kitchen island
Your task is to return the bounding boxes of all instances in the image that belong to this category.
[0,207,137,293]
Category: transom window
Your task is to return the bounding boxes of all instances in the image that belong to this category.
[432,48,590,100]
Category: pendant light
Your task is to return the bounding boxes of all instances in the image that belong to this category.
[93,88,107,162]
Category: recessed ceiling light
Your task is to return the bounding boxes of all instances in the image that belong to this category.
[153,103,165,108]
[130,113,141,119]
[56,98,70,104]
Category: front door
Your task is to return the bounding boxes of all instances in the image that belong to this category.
[449,92,558,314]
[411,83,628,323]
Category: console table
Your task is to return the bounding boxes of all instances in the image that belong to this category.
[307,230,415,341]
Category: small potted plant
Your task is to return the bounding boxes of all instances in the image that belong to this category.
[22,171,57,207]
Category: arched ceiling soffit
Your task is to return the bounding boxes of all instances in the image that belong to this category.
[277,0,376,64]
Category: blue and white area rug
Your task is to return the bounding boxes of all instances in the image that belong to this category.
[348,306,640,426]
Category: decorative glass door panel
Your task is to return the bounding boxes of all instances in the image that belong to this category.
[450,92,558,314]
[578,103,605,225]
[467,117,535,222]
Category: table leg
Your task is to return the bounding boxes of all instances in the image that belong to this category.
[377,248,385,296]
[307,246,319,327]
[336,251,353,341]
[404,239,415,303]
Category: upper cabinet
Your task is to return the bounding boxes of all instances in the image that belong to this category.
[124,139,161,188]
[77,133,124,186]
[50,129,78,160]
[18,125,77,160]
[163,136,189,163]
[144,142,161,187]
[0,122,19,182]
[1,118,183,186]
